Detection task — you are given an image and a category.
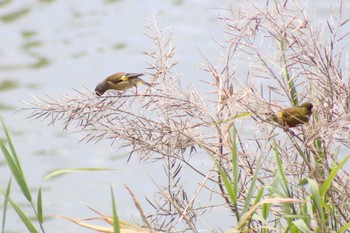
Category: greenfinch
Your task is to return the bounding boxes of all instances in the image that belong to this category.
[95,72,151,96]
[271,102,313,127]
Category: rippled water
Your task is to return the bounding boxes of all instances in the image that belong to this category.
[0,1,349,232]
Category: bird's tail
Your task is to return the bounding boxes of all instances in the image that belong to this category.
[140,81,153,86]
[133,77,153,86]
[125,73,144,78]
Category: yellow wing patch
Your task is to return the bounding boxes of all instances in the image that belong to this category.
[120,75,129,81]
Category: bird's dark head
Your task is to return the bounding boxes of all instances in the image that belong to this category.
[95,82,106,97]
[300,102,313,111]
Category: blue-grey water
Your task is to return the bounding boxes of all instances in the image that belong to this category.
[1,1,349,232]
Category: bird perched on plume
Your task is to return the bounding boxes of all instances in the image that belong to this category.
[95,72,151,96]
[271,102,313,128]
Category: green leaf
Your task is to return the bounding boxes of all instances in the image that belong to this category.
[110,185,120,233]
[293,219,312,233]
[217,161,237,204]
[280,38,298,105]
[37,187,43,224]
[274,139,291,197]
[254,187,264,205]
[1,178,12,233]
[320,155,350,197]
[298,178,308,187]
[0,190,39,233]
[44,168,115,180]
[231,126,238,204]
[0,117,32,202]
[307,179,325,225]
[1,117,22,172]
[209,112,252,126]
[242,155,262,213]
[338,221,350,233]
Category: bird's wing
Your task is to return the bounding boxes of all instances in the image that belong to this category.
[108,73,144,83]
[280,109,309,122]
[106,73,145,86]
[107,80,135,90]
[106,80,120,89]
[107,73,126,84]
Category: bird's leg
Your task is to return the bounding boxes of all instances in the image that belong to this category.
[283,126,296,136]
[134,85,138,96]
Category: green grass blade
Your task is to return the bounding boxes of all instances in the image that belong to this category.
[37,187,43,224]
[110,185,120,233]
[231,126,238,205]
[255,187,266,218]
[263,173,283,219]
[242,154,262,213]
[0,190,39,233]
[338,221,350,233]
[273,139,291,197]
[280,38,298,105]
[320,154,350,197]
[307,179,325,225]
[217,161,237,204]
[0,131,32,202]
[0,116,24,176]
[261,201,269,221]
[1,178,12,233]
[273,139,295,226]
[212,126,241,220]
[209,112,252,126]
[44,168,115,180]
[293,219,312,233]
[254,187,264,205]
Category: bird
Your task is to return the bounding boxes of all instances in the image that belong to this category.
[271,102,313,128]
[95,72,151,96]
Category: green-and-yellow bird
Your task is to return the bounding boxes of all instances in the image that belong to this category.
[271,102,313,128]
[95,72,151,96]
